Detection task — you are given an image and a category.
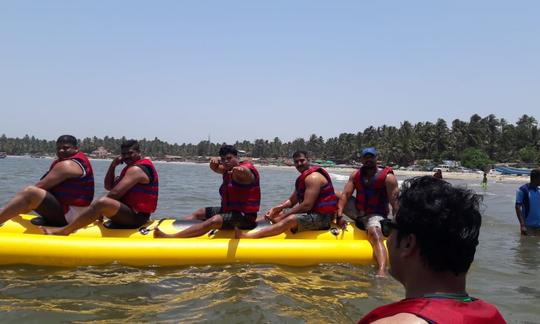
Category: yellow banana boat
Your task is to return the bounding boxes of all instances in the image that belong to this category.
[0,214,377,267]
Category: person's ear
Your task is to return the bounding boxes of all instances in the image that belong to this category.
[401,233,417,257]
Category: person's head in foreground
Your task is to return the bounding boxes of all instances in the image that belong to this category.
[359,176,505,324]
[387,176,481,281]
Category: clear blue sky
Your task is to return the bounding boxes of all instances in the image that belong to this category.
[1,1,538,144]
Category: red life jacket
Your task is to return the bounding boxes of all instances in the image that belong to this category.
[295,166,338,214]
[353,166,393,216]
[47,151,94,212]
[220,161,261,214]
[358,297,506,324]
[117,159,159,214]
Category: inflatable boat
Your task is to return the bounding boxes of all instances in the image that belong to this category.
[0,214,377,267]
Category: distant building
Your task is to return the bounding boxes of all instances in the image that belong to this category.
[163,155,185,162]
[90,147,111,159]
[442,160,461,168]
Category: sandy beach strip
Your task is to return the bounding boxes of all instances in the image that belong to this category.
[255,164,530,183]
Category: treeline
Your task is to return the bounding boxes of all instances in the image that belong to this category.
[1,114,538,167]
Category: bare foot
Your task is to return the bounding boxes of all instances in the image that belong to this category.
[375,270,389,278]
[234,227,248,239]
[40,226,69,236]
[153,228,172,238]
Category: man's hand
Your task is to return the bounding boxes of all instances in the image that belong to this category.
[337,205,343,218]
[111,156,123,167]
[210,157,220,169]
[336,215,348,229]
[264,206,283,222]
[521,224,528,236]
[230,166,243,174]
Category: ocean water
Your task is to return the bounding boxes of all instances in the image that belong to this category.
[0,157,538,323]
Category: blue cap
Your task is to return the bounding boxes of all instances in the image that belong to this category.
[361,147,377,157]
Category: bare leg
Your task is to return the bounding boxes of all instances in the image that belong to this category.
[235,215,297,239]
[154,215,223,238]
[183,208,207,221]
[42,197,121,235]
[267,211,287,223]
[367,226,388,277]
[0,186,47,224]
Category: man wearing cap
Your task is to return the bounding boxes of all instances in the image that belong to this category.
[337,147,399,277]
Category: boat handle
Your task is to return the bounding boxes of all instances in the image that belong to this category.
[139,218,166,235]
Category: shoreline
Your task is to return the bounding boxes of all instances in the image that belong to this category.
[5,155,529,183]
[255,164,529,183]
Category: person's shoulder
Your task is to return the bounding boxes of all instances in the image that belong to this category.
[53,159,81,170]
[126,163,149,177]
[306,170,326,183]
[370,312,428,324]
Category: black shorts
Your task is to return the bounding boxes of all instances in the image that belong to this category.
[204,207,257,230]
[34,191,67,226]
[108,203,151,228]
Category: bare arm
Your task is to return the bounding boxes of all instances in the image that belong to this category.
[337,171,357,217]
[385,173,399,216]
[104,156,123,191]
[265,191,298,219]
[515,203,528,235]
[107,166,149,200]
[231,165,255,184]
[35,160,83,190]
[209,157,226,174]
[281,173,324,218]
[371,313,428,324]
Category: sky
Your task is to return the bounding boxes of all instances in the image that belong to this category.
[0,1,539,144]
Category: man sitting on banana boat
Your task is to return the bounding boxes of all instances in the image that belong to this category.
[235,150,339,239]
[338,147,399,277]
[0,135,94,227]
[154,145,261,238]
[42,140,159,235]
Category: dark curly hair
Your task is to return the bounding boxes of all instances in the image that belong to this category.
[121,139,140,152]
[396,176,482,276]
[219,145,238,157]
[56,135,78,146]
[292,150,308,159]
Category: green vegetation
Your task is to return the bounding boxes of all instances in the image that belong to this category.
[1,114,538,165]
[460,148,492,170]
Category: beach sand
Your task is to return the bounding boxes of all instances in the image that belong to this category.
[255,164,529,183]
[150,159,530,183]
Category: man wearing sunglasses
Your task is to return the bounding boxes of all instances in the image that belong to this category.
[337,147,399,277]
[358,176,505,323]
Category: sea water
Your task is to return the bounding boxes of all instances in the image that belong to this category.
[0,157,538,323]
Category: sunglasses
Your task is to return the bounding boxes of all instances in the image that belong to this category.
[380,219,400,237]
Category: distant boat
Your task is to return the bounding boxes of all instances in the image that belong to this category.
[494,166,531,175]
[0,152,6,159]
[313,159,336,168]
